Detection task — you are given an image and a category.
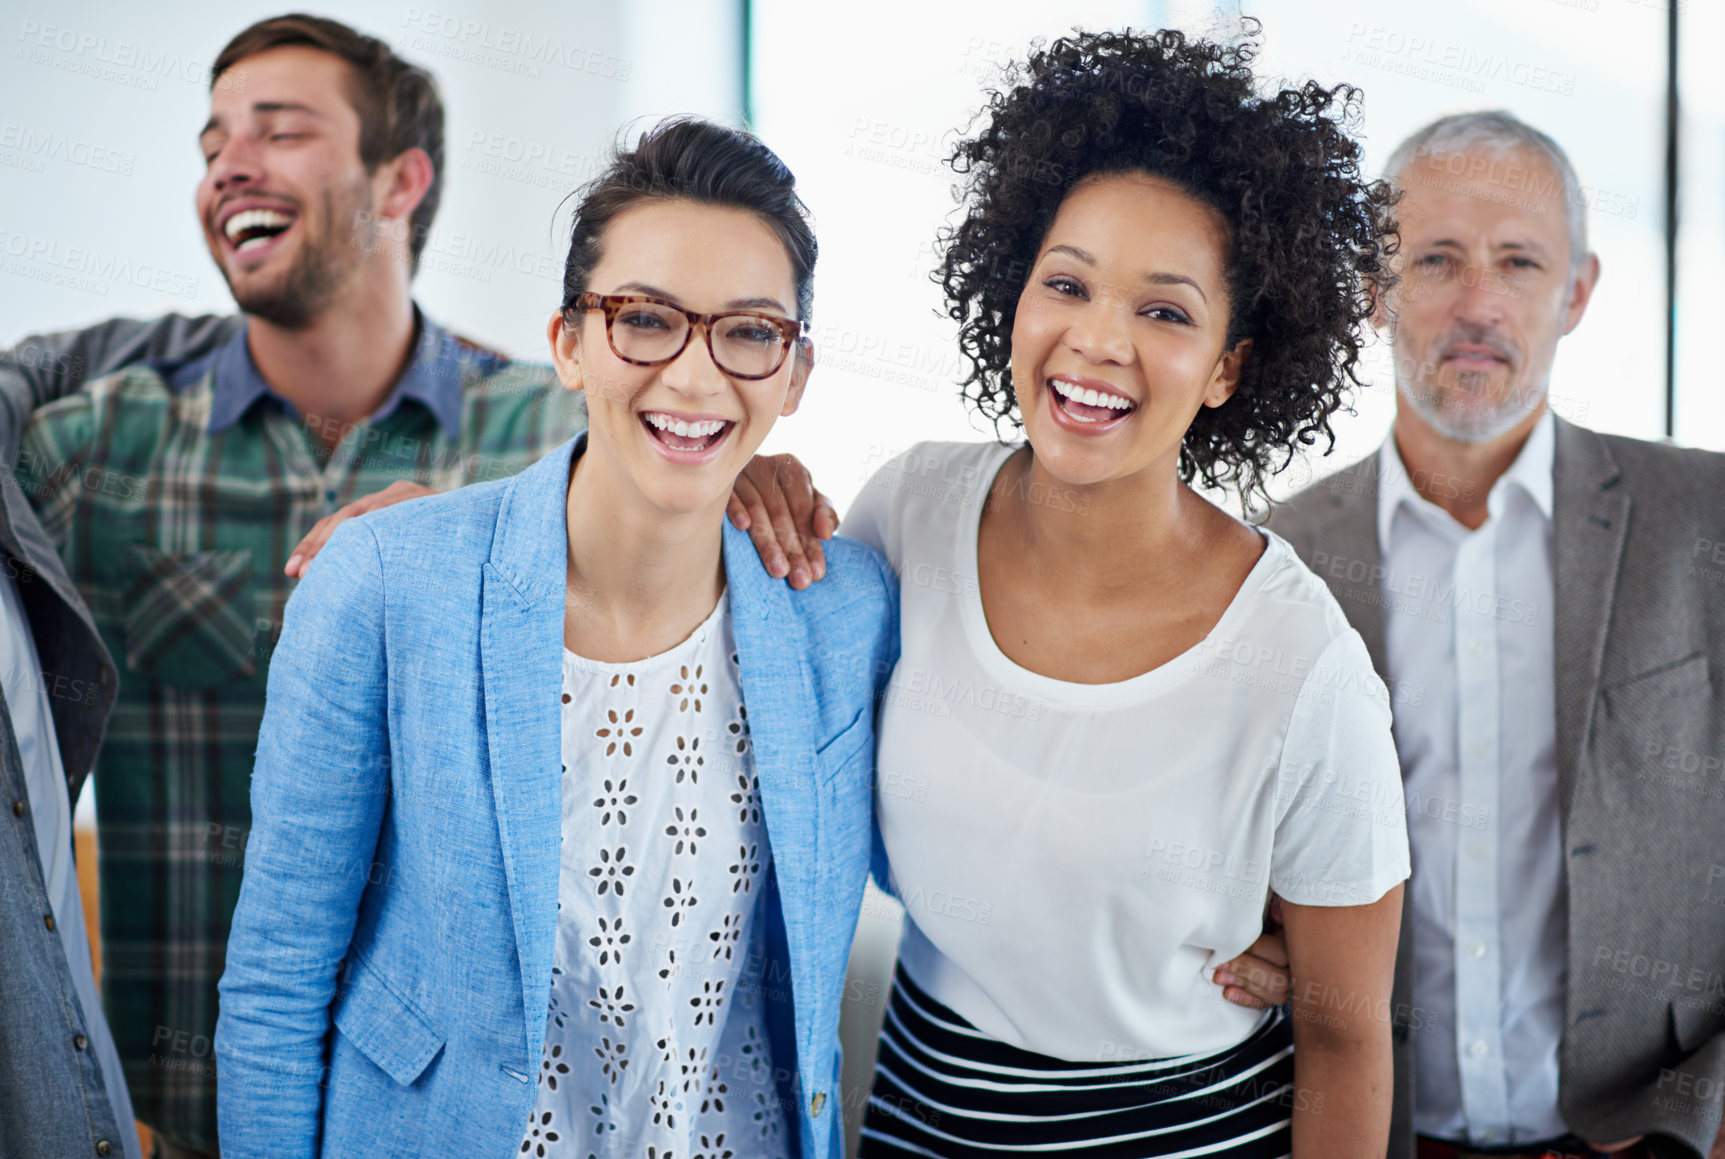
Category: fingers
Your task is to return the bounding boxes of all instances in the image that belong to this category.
[775,458,824,584]
[767,501,812,590]
[1218,950,1291,1007]
[284,520,324,579]
[812,488,839,540]
[802,528,826,583]
[746,457,810,588]
[284,483,435,577]
[799,487,838,583]
[1212,960,1274,1009]
[1250,929,1290,968]
[732,473,789,579]
[727,490,752,531]
[738,454,815,587]
[286,509,348,577]
[1220,986,1272,1010]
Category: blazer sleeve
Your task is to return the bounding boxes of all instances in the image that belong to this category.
[215,520,392,1159]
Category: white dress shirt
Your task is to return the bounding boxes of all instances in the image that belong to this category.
[0,570,141,1159]
[1377,411,1569,1146]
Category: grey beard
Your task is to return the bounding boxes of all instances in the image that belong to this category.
[1395,370,1547,444]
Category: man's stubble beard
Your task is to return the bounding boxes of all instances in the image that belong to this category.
[221,175,378,330]
[1391,327,1548,445]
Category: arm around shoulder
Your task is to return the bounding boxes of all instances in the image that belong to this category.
[215,518,393,1158]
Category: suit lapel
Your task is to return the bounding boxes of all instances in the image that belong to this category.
[1550,418,1628,821]
[722,520,821,1069]
[480,438,578,1049]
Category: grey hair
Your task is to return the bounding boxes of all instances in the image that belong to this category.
[1384,110,1588,269]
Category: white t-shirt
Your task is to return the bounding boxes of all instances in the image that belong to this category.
[843,440,1410,1062]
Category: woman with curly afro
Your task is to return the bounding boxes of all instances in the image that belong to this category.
[823,27,1409,1158]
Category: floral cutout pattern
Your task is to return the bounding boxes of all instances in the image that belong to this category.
[671,663,708,713]
[595,707,642,758]
[665,806,707,855]
[666,735,704,784]
[728,771,760,826]
[519,1109,560,1156]
[588,915,630,967]
[519,595,787,1158]
[592,778,637,827]
[725,703,749,756]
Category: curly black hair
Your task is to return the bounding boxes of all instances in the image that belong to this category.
[939,23,1396,503]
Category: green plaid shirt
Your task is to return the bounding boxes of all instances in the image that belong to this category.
[15,313,585,1152]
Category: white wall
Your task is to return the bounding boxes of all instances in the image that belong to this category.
[748,0,1697,517]
[3,0,1708,503]
[0,0,738,358]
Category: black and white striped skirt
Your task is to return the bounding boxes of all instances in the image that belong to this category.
[859,965,1294,1158]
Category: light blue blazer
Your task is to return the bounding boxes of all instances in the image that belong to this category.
[215,435,898,1158]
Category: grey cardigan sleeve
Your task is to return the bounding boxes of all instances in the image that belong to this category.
[0,313,240,464]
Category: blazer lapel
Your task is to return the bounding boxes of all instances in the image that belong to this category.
[721,520,821,1069]
[1550,418,1628,821]
[480,437,579,1050]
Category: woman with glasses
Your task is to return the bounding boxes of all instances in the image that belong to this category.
[734,26,1409,1158]
[215,118,895,1159]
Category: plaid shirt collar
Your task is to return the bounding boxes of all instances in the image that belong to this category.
[201,306,467,438]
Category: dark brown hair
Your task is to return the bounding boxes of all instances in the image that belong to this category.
[212,14,444,272]
[560,118,817,324]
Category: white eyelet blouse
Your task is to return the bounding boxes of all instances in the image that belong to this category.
[517,595,790,1158]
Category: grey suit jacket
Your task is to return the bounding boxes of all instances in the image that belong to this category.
[1269,416,1725,1159]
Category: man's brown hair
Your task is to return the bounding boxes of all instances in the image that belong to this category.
[212,14,444,272]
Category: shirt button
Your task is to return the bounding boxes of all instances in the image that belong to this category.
[811,1091,826,1117]
[10,800,22,817]
[325,488,339,503]
[1469,942,1486,958]
[44,914,55,931]
[74,1033,87,1050]
[1468,1039,1489,1058]
[1466,640,1485,656]
[97,1143,111,1157]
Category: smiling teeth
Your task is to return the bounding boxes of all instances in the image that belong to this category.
[223,208,293,244]
[1050,378,1133,410]
[645,413,726,438]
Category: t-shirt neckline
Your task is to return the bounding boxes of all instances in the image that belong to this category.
[959,440,1282,707]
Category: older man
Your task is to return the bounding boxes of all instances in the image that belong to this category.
[1211,111,1725,1159]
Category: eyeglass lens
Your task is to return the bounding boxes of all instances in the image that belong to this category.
[609,301,788,377]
